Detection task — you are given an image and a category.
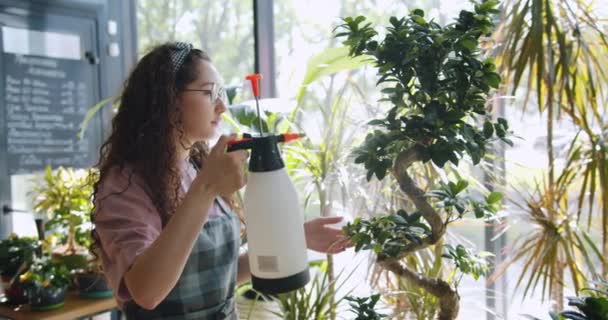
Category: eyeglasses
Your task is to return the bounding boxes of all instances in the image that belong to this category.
[183,83,228,105]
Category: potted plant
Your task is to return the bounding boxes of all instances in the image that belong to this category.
[72,257,113,299]
[30,166,112,298]
[19,255,71,311]
[0,234,40,281]
[0,234,40,305]
[30,166,95,270]
[335,1,508,319]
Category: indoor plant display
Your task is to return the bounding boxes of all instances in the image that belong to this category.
[0,234,40,305]
[335,1,507,319]
[30,166,112,298]
[0,234,40,281]
[19,255,71,311]
[30,166,95,269]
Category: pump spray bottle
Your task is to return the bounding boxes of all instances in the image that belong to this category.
[227,74,310,294]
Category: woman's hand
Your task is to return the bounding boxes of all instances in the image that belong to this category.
[195,134,249,196]
[304,216,353,254]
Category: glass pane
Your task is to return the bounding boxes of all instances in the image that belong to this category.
[273,0,494,319]
[136,0,255,87]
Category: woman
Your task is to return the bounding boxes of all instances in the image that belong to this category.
[91,42,350,319]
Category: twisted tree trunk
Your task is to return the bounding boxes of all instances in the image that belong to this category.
[380,145,459,320]
[379,259,460,320]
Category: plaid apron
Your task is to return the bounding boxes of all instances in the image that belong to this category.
[123,198,241,320]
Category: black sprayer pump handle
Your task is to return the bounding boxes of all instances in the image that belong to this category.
[226,133,305,153]
[226,137,255,152]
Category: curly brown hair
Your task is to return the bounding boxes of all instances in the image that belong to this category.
[90,43,241,260]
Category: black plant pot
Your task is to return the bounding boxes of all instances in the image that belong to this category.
[76,272,113,299]
[28,286,67,311]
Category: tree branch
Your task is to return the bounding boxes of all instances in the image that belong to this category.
[386,145,458,319]
[379,257,459,320]
[392,146,446,243]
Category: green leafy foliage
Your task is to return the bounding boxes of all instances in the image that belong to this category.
[30,166,96,248]
[228,105,288,134]
[524,280,608,320]
[345,294,387,320]
[425,179,503,220]
[337,2,510,182]
[0,235,40,277]
[341,177,503,260]
[271,260,354,320]
[559,280,608,320]
[18,255,71,290]
[343,211,432,258]
[442,244,493,280]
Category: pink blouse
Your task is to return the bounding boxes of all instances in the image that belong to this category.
[93,161,223,307]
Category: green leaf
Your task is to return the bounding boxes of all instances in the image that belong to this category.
[478,0,500,12]
[497,117,508,129]
[412,9,424,17]
[390,214,407,225]
[460,37,477,51]
[483,121,494,138]
[366,170,374,182]
[78,97,112,139]
[412,16,426,25]
[486,192,503,204]
[474,206,485,218]
[296,47,370,103]
[374,165,387,180]
[483,72,501,88]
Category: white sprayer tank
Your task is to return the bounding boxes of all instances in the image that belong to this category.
[245,169,310,293]
[233,134,310,294]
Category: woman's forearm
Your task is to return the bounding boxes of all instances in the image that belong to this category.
[124,181,217,310]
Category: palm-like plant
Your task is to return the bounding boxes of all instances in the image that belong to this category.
[491,0,608,309]
[490,144,604,301]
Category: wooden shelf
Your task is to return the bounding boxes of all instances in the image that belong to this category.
[0,292,118,320]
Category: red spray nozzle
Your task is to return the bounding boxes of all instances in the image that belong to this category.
[245,74,263,98]
[279,133,306,143]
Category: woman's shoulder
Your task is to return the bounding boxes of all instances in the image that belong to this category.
[95,164,154,208]
[94,164,160,224]
[98,164,146,193]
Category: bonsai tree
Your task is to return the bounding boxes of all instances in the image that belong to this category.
[30,166,95,256]
[335,1,509,319]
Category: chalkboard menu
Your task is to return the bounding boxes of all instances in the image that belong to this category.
[3,53,94,174]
